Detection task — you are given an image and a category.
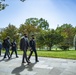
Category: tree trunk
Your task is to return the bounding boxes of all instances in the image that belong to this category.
[49,46,52,51]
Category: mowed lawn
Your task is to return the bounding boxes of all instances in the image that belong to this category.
[17,50,76,60]
[2,50,76,60]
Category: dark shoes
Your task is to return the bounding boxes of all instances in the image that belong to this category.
[22,61,31,65]
[22,61,30,64]
[3,57,10,60]
[22,61,26,63]
[4,57,6,58]
[28,61,31,64]
[36,60,39,62]
[16,56,19,58]
[27,61,31,65]
[8,57,10,60]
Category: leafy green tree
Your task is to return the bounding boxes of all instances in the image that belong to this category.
[25,18,39,26]
[0,0,26,11]
[25,18,49,30]
[44,29,63,50]
[0,31,3,40]
[56,24,75,50]
[36,30,46,50]
[37,29,63,50]
[38,18,49,30]
[1,24,18,42]
[19,17,49,38]
[19,23,40,39]
[73,27,76,50]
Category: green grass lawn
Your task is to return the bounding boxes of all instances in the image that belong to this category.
[2,50,76,60]
[37,50,76,59]
[17,50,76,60]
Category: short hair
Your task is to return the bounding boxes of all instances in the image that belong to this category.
[24,34,27,37]
[31,34,34,37]
[32,37,34,39]
[7,36,10,39]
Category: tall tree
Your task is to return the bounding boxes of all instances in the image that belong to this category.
[37,29,63,50]
[56,24,75,50]
[19,23,40,39]
[38,18,49,30]
[36,30,46,50]
[19,17,49,38]
[44,29,63,50]
[25,18,39,26]
[25,18,49,30]
[1,24,18,42]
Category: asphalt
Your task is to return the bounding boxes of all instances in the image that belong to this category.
[0,54,76,75]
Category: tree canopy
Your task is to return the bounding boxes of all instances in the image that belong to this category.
[0,0,26,11]
[0,18,76,50]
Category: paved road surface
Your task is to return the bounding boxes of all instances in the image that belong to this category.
[0,54,76,75]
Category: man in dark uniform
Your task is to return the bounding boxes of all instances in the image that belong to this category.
[3,36,10,59]
[28,35,39,62]
[0,41,2,56]
[20,34,29,64]
[10,39,18,58]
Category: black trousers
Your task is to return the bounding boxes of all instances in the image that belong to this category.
[4,48,10,59]
[0,48,1,56]
[28,48,38,61]
[10,49,18,57]
[22,49,28,63]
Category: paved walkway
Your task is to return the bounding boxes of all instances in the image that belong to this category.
[0,54,76,75]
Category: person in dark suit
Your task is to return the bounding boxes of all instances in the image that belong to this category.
[20,34,29,64]
[10,39,18,58]
[28,35,39,62]
[3,36,11,59]
[0,41,2,56]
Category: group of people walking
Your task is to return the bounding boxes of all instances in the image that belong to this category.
[2,36,18,59]
[20,34,39,64]
[0,34,39,64]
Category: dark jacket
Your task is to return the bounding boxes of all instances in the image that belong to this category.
[0,42,2,49]
[29,39,36,49]
[20,37,29,50]
[11,41,17,50]
[3,39,10,48]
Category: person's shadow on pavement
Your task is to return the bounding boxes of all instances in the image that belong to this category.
[26,62,36,71]
[11,62,36,75]
[12,63,25,75]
